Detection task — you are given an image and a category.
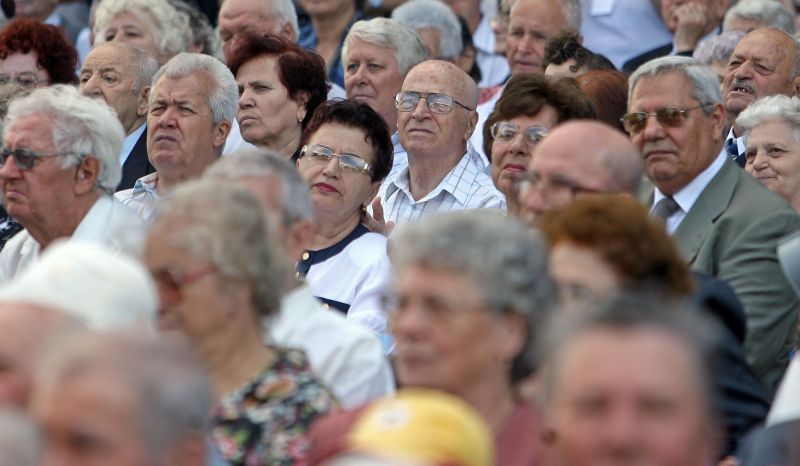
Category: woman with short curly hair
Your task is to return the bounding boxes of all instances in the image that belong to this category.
[0,18,78,87]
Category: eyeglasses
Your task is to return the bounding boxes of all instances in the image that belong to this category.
[0,147,77,171]
[150,264,216,302]
[381,291,484,325]
[300,144,373,176]
[490,122,549,145]
[513,170,602,200]
[0,72,44,88]
[620,104,711,134]
[395,91,474,115]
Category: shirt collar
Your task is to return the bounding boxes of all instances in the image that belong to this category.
[385,149,478,206]
[726,126,747,154]
[131,172,159,198]
[654,149,727,213]
[119,123,146,166]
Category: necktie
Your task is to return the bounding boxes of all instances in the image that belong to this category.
[726,138,745,167]
[652,196,680,220]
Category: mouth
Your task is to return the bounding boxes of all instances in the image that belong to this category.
[313,182,339,194]
[407,127,434,135]
[349,94,373,101]
[154,134,178,144]
[729,83,755,96]
[238,115,258,126]
[502,163,527,173]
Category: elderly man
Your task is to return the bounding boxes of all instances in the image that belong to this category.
[0,85,146,280]
[720,27,800,165]
[32,333,214,466]
[343,18,428,178]
[516,120,644,228]
[115,53,237,222]
[205,149,394,408]
[625,55,800,394]
[218,0,299,61]
[541,294,722,466]
[376,60,503,225]
[79,42,160,191]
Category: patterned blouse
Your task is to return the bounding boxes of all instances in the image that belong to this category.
[212,347,337,466]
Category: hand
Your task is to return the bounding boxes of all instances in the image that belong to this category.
[672,2,709,52]
[362,196,395,237]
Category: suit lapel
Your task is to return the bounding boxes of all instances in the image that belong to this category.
[117,127,153,192]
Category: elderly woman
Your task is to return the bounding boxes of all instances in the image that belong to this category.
[483,73,596,214]
[93,0,192,64]
[146,180,336,466]
[0,19,78,87]
[227,33,329,158]
[389,210,556,465]
[342,17,428,176]
[737,95,800,213]
[295,100,393,336]
[297,0,362,87]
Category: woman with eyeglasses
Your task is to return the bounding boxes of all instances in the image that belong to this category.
[0,19,79,88]
[295,100,394,338]
[483,73,596,214]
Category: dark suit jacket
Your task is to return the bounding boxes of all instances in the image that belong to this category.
[669,156,800,396]
[115,126,155,192]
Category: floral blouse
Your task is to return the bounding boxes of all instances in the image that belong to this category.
[212,347,337,466]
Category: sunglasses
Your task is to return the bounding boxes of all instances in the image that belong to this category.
[0,147,76,171]
[395,91,474,115]
[300,144,373,175]
[620,104,711,134]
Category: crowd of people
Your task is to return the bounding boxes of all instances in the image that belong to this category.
[0,0,799,465]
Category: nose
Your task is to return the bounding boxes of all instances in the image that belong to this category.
[0,154,23,181]
[517,180,547,219]
[238,87,254,109]
[390,302,427,342]
[640,113,667,141]
[750,149,769,171]
[410,97,431,120]
[321,154,342,178]
[509,131,531,155]
[79,74,102,99]
[154,105,178,128]
[600,406,642,458]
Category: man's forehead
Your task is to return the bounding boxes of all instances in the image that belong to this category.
[734,31,793,62]
[153,74,212,102]
[82,54,128,73]
[220,0,273,19]
[403,65,464,96]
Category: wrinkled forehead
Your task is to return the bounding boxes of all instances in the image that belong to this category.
[152,73,213,105]
[402,63,473,102]
[734,30,794,63]
[220,0,274,21]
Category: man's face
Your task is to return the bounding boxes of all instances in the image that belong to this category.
[0,114,80,231]
[147,73,229,180]
[219,0,288,60]
[722,29,799,120]
[545,327,714,466]
[344,39,406,130]
[658,0,725,33]
[506,0,566,74]
[32,372,153,466]
[13,0,55,21]
[628,72,724,195]
[79,45,147,135]
[391,265,513,392]
[397,63,476,159]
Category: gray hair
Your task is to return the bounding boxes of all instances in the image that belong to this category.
[0,410,40,466]
[343,18,430,75]
[391,0,463,59]
[170,0,222,59]
[737,94,800,141]
[392,210,557,382]
[3,85,124,192]
[538,291,720,422]
[628,56,722,113]
[154,180,286,317]
[37,332,213,463]
[724,0,795,34]
[151,53,238,125]
[560,0,582,32]
[205,148,313,223]
[272,0,300,41]
[693,29,747,66]
[93,0,193,59]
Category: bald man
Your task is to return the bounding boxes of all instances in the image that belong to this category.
[516,120,644,228]
[376,60,504,225]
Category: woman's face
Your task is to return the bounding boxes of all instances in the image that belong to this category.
[236,55,306,153]
[0,52,49,88]
[549,241,620,310]
[297,123,379,223]
[103,11,162,62]
[744,118,800,209]
[490,106,559,196]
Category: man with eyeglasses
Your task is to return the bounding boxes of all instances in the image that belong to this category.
[0,85,146,281]
[626,55,800,396]
[375,60,504,226]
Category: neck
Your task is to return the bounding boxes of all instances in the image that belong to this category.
[312,4,355,43]
[457,379,516,434]
[407,146,465,200]
[125,118,146,137]
[263,127,301,158]
[308,211,361,250]
[27,192,101,250]
[157,154,218,194]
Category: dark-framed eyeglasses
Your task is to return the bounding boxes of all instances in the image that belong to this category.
[0,147,77,171]
[0,72,44,88]
[299,144,373,176]
[395,91,474,115]
[490,121,549,145]
[620,104,711,135]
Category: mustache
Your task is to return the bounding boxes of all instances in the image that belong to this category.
[728,79,755,94]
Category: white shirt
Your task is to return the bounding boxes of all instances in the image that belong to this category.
[222,119,258,156]
[120,123,146,166]
[269,284,395,408]
[115,172,160,223]
[473,15,510,88]
[388,132,408,180]
[0,195,146,282]
[767,353,800,426]
[652,149,727,234]
[720,126,747,162]
[470,85,503,164]
[378,146,506,225]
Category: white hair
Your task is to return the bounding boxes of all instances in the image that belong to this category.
[342,18,430,75]
[150,53,239,125]
[392,0,463,59]
[724,0,795,34]
[628,56,722,110]
[0,410,40,466]
[273,0,300,41]
[3,85,124,192]
[737,94,800,141]
[560,0,581,32]
[93,0,193,59]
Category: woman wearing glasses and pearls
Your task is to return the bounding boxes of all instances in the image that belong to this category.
[482,73,595,214]
[295,100,394,339]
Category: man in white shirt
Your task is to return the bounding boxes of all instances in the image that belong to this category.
[626,55,800,395]
[79,42,160,191]
[206,148,395,408]
[378,60,504,225]
[0,85,146,281]
[115,53,237,223]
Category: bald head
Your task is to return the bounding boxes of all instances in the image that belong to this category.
[406,60,479,108]
[218,0,298,59]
